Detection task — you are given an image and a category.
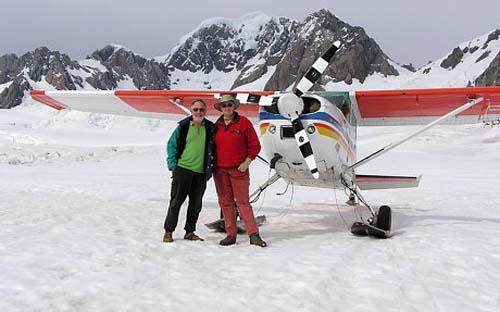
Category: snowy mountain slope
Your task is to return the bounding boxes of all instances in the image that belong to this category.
[324,29,500,91]
[2,101,500,311]
[163,10,404,92]
[400,29,500,88]
[161,12,299,90]
[1,11,499,110]
[0,10,410,108]
[0,45,169,109]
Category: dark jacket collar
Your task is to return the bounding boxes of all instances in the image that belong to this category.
[179,116,213,127]
[216,112,240,125]
[178,115,193,126]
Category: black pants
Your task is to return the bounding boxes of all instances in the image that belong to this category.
[163,166,207,233]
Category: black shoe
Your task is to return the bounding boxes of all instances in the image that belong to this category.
[219,236,236,246]
[249,233,267,247]
[184,232,204,241]
[163,231,174,243]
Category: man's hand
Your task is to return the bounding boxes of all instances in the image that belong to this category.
[237,158,252,172]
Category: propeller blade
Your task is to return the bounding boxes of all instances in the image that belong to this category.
[291,115,319,179]
[234,93,278,107]
[293,41,341,97]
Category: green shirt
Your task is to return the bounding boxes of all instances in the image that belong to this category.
[177,121,206,173]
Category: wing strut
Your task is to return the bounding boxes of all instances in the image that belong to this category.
[169,99,191,115]
[349,97,484,171]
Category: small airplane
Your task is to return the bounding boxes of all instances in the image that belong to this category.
[30,41,500,238]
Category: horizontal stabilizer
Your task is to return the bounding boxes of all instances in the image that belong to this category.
[355,174,421,190]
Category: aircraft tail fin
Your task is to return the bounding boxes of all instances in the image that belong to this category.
[355,174,421,190]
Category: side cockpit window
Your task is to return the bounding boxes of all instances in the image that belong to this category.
[340,100,350,118]
[302,97,321,114]
[263,102,280,114]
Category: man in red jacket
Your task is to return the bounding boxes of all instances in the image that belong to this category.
[213,94,267,247]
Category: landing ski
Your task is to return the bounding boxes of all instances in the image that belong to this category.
[350,221,391,239]
[205,215,266,233]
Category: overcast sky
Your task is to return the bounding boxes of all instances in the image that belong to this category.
[2,0,499,67]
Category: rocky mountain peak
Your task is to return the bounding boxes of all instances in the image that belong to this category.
[475,29,500,86]
[21,47,81,85]
[89,45,147,67]
[0,47,85,108]
[440,47,464,69]
[89,45,119,62]
[401,63,417,72]
[166,9,400,91]
[483,29,500,49]
[0,54,23,85]
[264,9,398,91]
[303,8,343,29]
[475,52,500,86]
[86,45,169,90]
[165,12,280,75]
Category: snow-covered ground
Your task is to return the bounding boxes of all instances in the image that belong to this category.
[2,101,500,311]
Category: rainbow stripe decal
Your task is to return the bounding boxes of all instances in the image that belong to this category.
[258,112,356,159]
[313,122,355,159]
[260,122,270,135]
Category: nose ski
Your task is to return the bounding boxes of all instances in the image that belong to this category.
[350,205,392,239]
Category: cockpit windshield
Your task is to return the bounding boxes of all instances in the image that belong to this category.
[262,96,321,115]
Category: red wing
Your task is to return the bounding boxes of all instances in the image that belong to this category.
[30,90,274,119]
[353,87,500,126]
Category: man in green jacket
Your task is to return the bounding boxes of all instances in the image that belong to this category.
[163,100,215,243]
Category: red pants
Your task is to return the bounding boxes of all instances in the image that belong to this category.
[214,167,258,236]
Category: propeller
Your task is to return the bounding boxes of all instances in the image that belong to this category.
[276,41,341,179]
[235,41,341,179]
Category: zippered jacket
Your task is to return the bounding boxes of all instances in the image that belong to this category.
[166,116,215,181]
[214,112,261,167]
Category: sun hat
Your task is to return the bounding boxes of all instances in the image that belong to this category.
[214,94,240,111]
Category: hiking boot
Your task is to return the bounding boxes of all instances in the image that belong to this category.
[219,235,236,246]
[163,231,174,243]
[249,233,267,247]
[184,232,204,241]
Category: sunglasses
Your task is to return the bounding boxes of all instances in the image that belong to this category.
[192,107,206,113]
[220,102,233,108]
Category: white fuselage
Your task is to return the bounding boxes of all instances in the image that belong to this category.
[259,95,357,189]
